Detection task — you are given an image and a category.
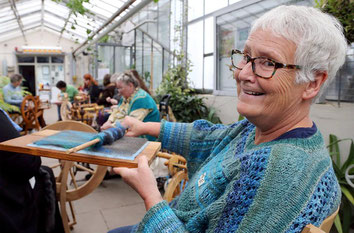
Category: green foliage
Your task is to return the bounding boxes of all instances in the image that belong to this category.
[143,71,151,87]
[155,52,221,124]
[52,0,93,36]
[315,0,354,43]
[327,134,354,233]
[99,35,110,43]
[52,0,91,16]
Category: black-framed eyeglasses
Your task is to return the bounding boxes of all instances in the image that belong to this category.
[231,49,301,79]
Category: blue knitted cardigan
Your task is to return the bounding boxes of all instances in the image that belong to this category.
[132,119,341,233]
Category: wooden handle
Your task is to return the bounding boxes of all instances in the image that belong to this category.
[66,138,101,154]
[157,152,172,159]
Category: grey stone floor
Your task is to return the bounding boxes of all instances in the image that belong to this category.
[40,101,354,233]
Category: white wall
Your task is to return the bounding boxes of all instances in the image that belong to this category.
[0,28,78,84]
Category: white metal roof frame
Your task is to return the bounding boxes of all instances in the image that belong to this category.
[0,0,146,46]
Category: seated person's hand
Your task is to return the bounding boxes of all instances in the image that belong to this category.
[110,98,118,105]
[121,116,145,137]
[100,120,114,131]
[113,156,163,210]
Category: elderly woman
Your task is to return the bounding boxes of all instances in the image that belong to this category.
[101,70,160,141]
[3,73,24,108]
[109,5,347,233]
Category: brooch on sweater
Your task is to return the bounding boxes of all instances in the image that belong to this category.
[198,172,206,187]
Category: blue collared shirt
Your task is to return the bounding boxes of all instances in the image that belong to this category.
[3,83,23,105]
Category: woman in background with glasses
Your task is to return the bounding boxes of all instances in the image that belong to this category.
[100,70,160,141]
[109,5,347,233]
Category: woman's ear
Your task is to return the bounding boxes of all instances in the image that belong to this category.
[302,71,328,100]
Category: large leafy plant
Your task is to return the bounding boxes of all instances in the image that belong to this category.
[315,0,353,44]
[155,52,221,123]
[327,134,354,233]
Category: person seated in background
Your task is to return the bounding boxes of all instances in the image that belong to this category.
[101,70,160,141]
[3,73,24,108]
[106,70,151,107]
[83,73,101,103]
[0,107,64,233]
[109,5,346,233]
[97,74,117,107]
[55,80,79,121]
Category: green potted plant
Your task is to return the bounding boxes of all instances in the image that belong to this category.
[327,134,354,233]
[155,52,221,123]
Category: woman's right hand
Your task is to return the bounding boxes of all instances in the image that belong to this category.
[121,116,146,137]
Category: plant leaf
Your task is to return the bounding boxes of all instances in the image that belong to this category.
[342,198,353,233]
[334,214,343,233]
[342,140,354,171]
[329,134,341,166]
[341,185,354,205]
[332,159,345,180]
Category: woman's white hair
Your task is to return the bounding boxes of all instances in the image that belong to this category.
[251,5,348,98]
[112,72,139,87]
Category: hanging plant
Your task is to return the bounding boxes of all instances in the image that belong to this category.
[52,0,95,41]
[315,0,354,44]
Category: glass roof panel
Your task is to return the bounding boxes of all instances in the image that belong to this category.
[0,21,21,34]
[22,13,42,27]
[44,12,66,28]
[16,0,41,16]
[45,1,70,18]
[0,0,144,43]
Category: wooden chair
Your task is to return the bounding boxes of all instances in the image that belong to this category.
[42,120,107,233]
[301,207,339,233]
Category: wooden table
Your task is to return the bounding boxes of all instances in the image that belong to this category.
[0,129,161,167]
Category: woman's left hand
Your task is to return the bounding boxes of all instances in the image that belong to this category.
[113,156,163,210]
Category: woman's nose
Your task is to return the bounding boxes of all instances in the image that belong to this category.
[236,62,257,82]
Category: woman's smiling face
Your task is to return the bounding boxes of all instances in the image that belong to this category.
[234,29,307,130]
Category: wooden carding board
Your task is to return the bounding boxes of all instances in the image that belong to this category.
[0,130,161,168]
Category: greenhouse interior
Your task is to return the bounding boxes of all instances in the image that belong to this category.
[0,0,353,232]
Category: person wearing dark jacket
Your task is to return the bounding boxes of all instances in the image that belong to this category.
[0,108,64,233]
[97,74,117,107]
[83,73,101,103]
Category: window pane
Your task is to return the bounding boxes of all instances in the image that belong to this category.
[152,43,163,90]
[143,35,152,89]
[188,0,203,22]
[18,56,34,63]
[158,0,170,49]
[187,21,203,89]
[204,17,214,54]
[205,0,227,15]
[204,56,214,89]
[115,46,130,74]
[51,56,64,63]
[37,56,50,63]
[97,45,114,75]
[135,30,143,76]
